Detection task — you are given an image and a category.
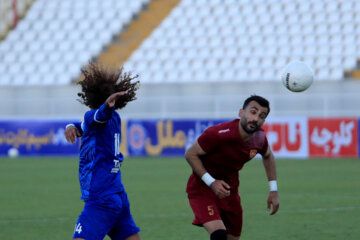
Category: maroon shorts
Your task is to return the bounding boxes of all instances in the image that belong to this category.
[187,179,243,236]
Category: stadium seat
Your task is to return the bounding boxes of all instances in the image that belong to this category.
[122,0,360,82]
[2,0,360,85]
[0,0,151,85]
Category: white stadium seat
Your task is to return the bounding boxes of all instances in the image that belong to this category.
[1,0,360,85]
[126,0,360,82]
[0,0,150,85]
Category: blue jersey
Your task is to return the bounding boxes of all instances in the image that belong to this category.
[76,104,125,204]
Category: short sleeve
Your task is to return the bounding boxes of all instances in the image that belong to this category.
[197,126,219,153]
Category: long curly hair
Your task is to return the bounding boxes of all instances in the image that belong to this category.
[77,62,139,110]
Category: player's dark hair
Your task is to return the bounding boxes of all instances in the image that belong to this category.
[243,95,270,115]
[77,62,139,110]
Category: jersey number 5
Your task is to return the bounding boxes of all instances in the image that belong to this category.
[208,205,215,216]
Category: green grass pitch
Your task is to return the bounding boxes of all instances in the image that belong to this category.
[0,156,359,240]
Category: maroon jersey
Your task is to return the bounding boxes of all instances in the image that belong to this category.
[187,119,268,194]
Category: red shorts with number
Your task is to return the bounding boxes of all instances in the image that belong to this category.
[186,174,243,237]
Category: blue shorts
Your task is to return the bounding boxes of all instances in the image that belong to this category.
[73,192,140,240]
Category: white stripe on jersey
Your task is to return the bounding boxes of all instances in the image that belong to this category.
[94,109,107,123]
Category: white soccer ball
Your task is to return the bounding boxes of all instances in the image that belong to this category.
[281,61,314,92]
[8,147,19,158]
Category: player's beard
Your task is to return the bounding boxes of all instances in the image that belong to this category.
[240,118,259,134]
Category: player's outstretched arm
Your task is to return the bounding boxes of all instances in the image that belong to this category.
[262,145,279,215]
[90,91,129,125]
[105,91,128,108]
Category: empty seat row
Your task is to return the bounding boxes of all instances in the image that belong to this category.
[0,0,150,85]
[125,0,360,82]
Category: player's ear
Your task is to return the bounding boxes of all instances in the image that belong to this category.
[238,109,244,118]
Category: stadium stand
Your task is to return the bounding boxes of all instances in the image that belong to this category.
[97,0,181,69]
[124,0,360,83]
[1,0,360,86]
[0,0,150,85]
[0,0,34,40]
[1,0,360,119]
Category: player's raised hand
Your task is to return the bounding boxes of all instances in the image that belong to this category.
[105,91,128,108]
[210,180,231,199]
[267,191,279,215]
[65,125,81,144]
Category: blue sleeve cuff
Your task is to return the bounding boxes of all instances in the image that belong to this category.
[94,104,114,123]
[66,122,83,135]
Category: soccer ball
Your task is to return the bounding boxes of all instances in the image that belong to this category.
[281,61,314,92]
[8,147,19,158]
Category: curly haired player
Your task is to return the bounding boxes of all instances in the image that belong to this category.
[65,62,141,240]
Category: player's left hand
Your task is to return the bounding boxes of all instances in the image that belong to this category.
[210,180,231,199]
[65,125,81,144]
[105,91,128,108]
[267,191,279,215]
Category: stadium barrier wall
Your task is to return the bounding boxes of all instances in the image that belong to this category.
[0,118,358,158]
[0,119,80,156]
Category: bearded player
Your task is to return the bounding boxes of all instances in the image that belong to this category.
[185,95,279,240]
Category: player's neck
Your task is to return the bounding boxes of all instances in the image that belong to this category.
[238,121,253,142]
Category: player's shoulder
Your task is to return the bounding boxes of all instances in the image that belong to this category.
[249,128,268,152]
[206,119,238,135]
[211,119,237,128]
[255,127,266,136]
[85,108,96,115]
[83,109,96,121]
[251,128,268,145]
[253,128,267,138]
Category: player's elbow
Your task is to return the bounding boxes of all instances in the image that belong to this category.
[184,148,192,161]
[185,147,198,164]
[262,149,274,161]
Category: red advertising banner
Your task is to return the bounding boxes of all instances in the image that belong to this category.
[263,117,308,158]
[308,118,358,157]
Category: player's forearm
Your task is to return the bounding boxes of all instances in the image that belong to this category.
[185,152,207,178]
[262,152,277,181]
[185,141,213,185]
[186,154,218,187]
